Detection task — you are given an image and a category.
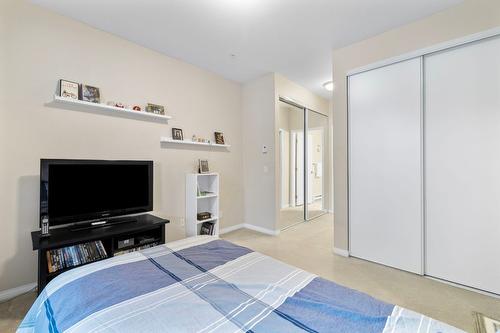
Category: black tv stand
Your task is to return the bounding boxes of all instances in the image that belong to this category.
[31,213,169,294]
[69,216,138,231]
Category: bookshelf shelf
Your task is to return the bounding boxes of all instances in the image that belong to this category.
[197,194,218,199]
[186,173,219,237]
[196,216,218,224]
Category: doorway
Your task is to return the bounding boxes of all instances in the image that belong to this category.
[278,98,328,230]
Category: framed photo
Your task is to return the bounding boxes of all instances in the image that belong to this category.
[214,132,225,145]
[59,79,79,100]
[172,128,183,141]
[146,103,165,115]
[199,159,209,174]
[81,84,100,103]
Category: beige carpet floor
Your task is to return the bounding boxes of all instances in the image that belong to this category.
[2,214,499,332]
[279,200,326,229]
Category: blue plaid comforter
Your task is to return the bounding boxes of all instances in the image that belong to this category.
[18,236,465,333]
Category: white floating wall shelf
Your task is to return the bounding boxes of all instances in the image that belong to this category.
[160,137,230,148]
[46,95,172,122]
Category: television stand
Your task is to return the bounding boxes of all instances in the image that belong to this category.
[31,213,169,294]
[69,216,138,231]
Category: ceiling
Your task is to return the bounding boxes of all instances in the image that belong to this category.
[31,0,462,98]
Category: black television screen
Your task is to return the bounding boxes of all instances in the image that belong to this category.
[40,159,153,226]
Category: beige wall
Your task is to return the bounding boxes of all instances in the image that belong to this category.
[332,0,500,250]
[241,74,277,232]
[0,0,244,291]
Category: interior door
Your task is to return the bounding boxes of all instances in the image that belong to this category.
[349,57,423,274]
[425,36,500,294]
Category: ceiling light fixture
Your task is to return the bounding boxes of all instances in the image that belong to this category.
[323,81,334,92]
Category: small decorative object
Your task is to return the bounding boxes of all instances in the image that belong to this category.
[59,79,79,100]
[198,159,209,174]
[192,134,197,142]
[473,312,500,333]
[132,105,141,111]
[115,102,125,108]
[146,103,165,115]
[197,212,212,221]
[81,84,100,103]
[172,128,183,141]
[214,132,225,145]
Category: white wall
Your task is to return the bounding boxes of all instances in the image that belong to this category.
[0,0,244,292]
[332,0,500,251]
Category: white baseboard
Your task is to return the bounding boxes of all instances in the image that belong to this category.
[425,276,500,299]
[0,282,37,303]
[243,224,280,236]
[219,223,280,236]
[333,247,349,257]
[219,224,245,235]
[327,209,334,214]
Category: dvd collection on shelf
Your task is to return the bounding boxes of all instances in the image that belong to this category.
[200,222,215,235]
[113,242,160,256]
[46,240,107,273]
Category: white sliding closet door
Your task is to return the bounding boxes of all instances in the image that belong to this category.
[349,58,423,274]
[425,36,500,294]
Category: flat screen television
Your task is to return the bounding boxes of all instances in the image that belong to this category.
[40,159,153,227]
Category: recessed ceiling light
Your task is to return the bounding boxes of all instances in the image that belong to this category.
[323,81,334,92]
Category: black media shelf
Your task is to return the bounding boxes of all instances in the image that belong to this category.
[114,240,159,253]
[31,214,169,294]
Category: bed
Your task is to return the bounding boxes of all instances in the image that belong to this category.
[18,236,465,333]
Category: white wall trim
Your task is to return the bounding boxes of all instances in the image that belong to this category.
[425,276,500,299]
[219,224,245,235]
[347,26,500,77]
[327,209,334,214]
[0,282,37,303]
[219,223,280,236]
[333,247,349,257]
[243,224,280,236]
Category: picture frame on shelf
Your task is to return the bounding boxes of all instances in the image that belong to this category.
[59,79,79,100]
[146,103,165,115]
[198,159,209,174]
[172,128,184,141]
[80,84,100,103]
[214,132,225,145]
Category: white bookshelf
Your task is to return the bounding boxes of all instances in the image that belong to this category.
[161,137,230,148]
[186,173,220,237]
[47,95,172,122]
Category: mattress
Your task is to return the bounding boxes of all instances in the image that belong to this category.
[18,236,465,333]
